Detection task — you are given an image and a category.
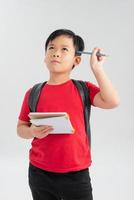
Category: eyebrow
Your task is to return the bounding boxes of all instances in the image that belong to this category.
[48,43,70,48]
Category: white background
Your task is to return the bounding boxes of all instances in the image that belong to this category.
[0,0,134,199]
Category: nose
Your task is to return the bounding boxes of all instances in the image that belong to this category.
[52,51,60,57]
[53,54,59,57]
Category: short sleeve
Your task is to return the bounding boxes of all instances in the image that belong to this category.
[18,89,31,122]
[85,81,100,106]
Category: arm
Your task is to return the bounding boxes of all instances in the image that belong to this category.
[90,47,120,109]
[17,120,34,139]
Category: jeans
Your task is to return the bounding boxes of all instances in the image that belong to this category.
[28,163,93,200]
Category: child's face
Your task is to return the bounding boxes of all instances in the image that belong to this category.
[44,35,81,73]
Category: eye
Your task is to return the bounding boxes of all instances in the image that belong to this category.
[48,46,54,50]
[62,48,68,51]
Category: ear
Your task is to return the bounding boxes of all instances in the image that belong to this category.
[73,56,81,66]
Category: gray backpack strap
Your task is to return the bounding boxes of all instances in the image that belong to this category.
[29,82,47,112]
[72,79,91,146]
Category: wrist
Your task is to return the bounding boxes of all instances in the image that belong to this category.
[29,126,35,139]
[92,65,104,74]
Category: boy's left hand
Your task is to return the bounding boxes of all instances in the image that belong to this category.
[90,47,106,71]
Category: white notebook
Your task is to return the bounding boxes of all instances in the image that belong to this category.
[28,112,75,134]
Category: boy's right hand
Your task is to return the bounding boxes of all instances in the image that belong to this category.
[30,124,54,139]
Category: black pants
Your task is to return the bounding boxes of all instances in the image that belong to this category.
[28,163,93,200]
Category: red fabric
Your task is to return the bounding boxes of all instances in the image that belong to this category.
[18,79,100,173]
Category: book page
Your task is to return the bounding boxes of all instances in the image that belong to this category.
[29,112,75,134]
[28,112,67,119]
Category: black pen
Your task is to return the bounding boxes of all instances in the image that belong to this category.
[77,50,109,57]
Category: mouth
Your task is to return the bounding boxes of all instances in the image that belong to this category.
[51,60,60,64]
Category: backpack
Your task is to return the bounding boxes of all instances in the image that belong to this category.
[28,79,92,146]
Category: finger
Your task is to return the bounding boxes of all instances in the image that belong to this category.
[93,47,104,55]
[98,56,103,61]
[36,125,53,132]
[34,126,53,136]
[40,128,54,138]
[98,48,103,54]
[93,47,99,52]
[92,47,100,56]
[38,132,49,139]
[42,125,53,129]
[42,127,54,134]
[96,48,105,60]
[37,128,54,139]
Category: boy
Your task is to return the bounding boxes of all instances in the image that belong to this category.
[17,29,120,200]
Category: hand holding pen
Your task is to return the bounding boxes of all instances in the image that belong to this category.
[78,47,108,70]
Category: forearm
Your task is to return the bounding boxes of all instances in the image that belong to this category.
[92,67,120,104]
[17,124,34,139]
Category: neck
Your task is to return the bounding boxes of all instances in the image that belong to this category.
[47,73,71,85]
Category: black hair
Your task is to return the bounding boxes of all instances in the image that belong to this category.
[45,29,85,69]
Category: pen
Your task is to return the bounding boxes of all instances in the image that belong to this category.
[77,50,109,57]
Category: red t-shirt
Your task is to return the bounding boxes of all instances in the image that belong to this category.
[18,79,100,173]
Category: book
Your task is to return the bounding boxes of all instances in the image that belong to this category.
[28,112,75,134]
